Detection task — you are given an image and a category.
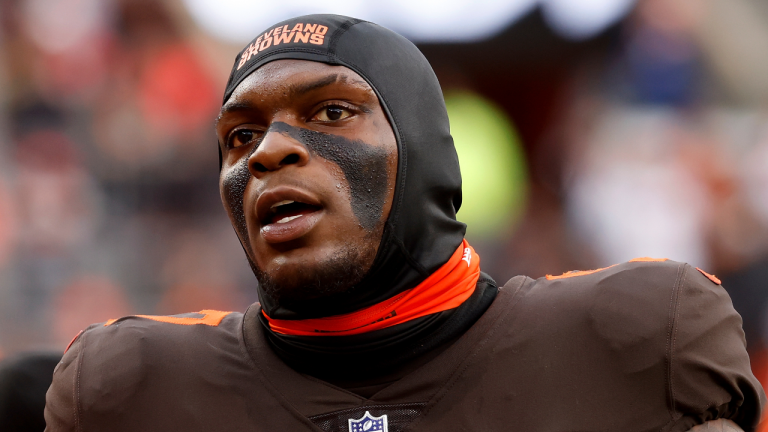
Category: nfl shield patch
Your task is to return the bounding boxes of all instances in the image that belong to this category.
[348,411,388,432]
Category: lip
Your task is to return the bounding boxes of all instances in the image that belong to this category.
[260,210,323,243]
[255,187,324,244]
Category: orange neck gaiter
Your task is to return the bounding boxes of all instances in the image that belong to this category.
[262,239,480,337]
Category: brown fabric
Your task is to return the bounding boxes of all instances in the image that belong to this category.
[45,260,765,432]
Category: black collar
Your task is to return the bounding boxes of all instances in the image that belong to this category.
[257,273,498,397]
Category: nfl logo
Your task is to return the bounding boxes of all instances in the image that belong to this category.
[348,411,388,432]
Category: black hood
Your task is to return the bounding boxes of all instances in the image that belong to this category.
[222,14,466,320]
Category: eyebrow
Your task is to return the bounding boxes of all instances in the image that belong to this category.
[216,101,258,127]
[219,74,340,115]
[288,74,339,98]
[217,73,364,125]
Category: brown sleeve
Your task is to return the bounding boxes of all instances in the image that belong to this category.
[44,331,84,432]
[669,265,766,432]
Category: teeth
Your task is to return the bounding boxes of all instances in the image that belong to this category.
[270,200,294,211]
[275,214,302,224]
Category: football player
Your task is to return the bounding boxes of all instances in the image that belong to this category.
[45,14,764,431]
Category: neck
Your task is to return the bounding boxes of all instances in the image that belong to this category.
[262,240,480,336]
[258,272,498,397]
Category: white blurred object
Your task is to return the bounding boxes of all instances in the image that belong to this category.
[567,107,710,268]
[22,0,109,53]
[542,0,637,40]
[373,0,537,42]
[182,0,366,45]
[181,0,636,44]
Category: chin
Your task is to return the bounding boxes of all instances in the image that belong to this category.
[252,241,376,306]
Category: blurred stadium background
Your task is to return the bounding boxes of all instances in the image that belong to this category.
[1,0,768,413]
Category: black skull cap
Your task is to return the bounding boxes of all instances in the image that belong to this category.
[223,14,466,319]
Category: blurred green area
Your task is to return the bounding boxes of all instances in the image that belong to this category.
[445,91,528,240]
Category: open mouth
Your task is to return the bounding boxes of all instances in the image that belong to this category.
[255,188,325,244]
[265,200,322,225]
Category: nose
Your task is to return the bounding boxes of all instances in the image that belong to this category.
[248,125,310,178]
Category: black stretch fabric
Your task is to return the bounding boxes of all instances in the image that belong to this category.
[258,273,498,397]
[222,14,466,320]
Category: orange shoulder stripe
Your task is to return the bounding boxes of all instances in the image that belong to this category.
[546,257,670,280]
[64,330,83,354]
[546,265,615,280]
[104,310,232,327]
[696,267,721,285]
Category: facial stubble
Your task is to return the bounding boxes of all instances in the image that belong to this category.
[221,123,392,305]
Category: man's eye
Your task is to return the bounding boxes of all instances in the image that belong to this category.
[229,130,258,148]
[314,106,352,122]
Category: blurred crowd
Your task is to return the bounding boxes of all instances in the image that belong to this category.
[563,0,768,380]
[0,0,256,356]
[0,0,766,401]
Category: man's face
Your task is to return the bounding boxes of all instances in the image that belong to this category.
[216,60,397,307]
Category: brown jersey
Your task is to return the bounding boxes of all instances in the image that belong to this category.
[44,260,765,432]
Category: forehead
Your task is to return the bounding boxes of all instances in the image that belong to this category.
[224,59,374,106]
